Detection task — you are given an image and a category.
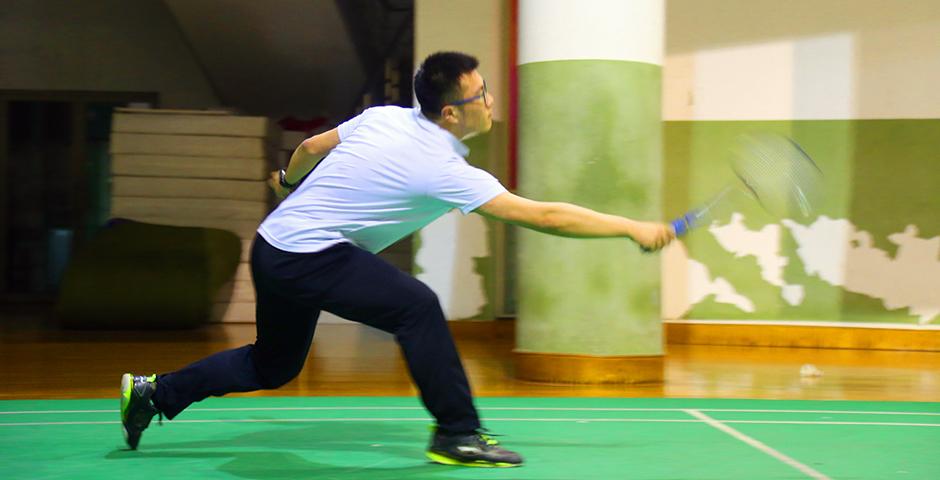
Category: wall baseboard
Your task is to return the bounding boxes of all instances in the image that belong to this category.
[665,320,940,351]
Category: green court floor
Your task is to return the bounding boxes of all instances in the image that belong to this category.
[1,397,938,479]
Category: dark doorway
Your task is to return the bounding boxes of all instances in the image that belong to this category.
[1,91,158,303]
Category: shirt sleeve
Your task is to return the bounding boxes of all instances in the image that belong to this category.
[337,108,371,141]
[427,158,508,215]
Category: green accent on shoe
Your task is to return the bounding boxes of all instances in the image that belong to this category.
[120,373,132,422]
[425,451,519,468]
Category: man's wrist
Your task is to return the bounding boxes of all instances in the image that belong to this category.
[278,168,300,189]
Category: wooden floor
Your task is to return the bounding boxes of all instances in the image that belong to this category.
[2,315,939,403]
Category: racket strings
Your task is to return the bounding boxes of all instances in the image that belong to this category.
[733,134,823,219]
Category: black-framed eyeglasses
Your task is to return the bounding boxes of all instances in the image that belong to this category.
[447,80,488,107]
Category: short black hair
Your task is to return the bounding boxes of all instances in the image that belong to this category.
[414,52,479,119]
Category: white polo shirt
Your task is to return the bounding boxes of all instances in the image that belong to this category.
[258,106,507,254]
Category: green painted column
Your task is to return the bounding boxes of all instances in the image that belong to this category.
[515,0,665,382]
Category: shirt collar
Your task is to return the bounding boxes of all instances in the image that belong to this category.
[413,107,470,157]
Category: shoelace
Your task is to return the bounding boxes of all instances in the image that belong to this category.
[429,425,503,446]
[476,428,502,446]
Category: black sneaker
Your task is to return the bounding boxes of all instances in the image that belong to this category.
[426,428,523,467]
[120,373,161,450]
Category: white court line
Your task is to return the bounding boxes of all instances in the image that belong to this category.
[2,417,939,428]
[0,407,423,415]
[698,409,940,416]
[2,406,939,416]
[685,409,831,480]
[0,418,695,427]
[724,420,940,427]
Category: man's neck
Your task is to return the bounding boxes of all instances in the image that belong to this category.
[436,116,471,138]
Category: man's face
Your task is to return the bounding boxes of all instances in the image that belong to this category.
[451,70,493,137]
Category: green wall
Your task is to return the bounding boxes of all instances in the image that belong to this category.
[665,119,940,324]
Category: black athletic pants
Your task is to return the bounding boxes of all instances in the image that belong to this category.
[151,234,482,434]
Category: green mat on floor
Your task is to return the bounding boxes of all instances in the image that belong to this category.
[2,397,938,479]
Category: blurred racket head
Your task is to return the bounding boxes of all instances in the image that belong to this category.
[730,133,824,219]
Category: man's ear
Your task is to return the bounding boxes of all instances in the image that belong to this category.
[440,105,459,124]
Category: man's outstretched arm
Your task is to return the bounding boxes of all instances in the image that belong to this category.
[476,192,674,252]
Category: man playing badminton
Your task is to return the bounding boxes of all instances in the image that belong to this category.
[120,51,674,468]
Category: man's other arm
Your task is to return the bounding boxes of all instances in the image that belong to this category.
[268,128,341,199]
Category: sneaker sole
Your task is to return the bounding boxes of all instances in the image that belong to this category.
[425,451,520,468]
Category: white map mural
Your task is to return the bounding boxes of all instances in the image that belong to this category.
[783,217,940,324]
[667,214,940,324]
[415,211,490,320]
[710,214,805,306]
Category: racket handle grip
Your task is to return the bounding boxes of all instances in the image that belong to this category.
[670,211,700,237]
